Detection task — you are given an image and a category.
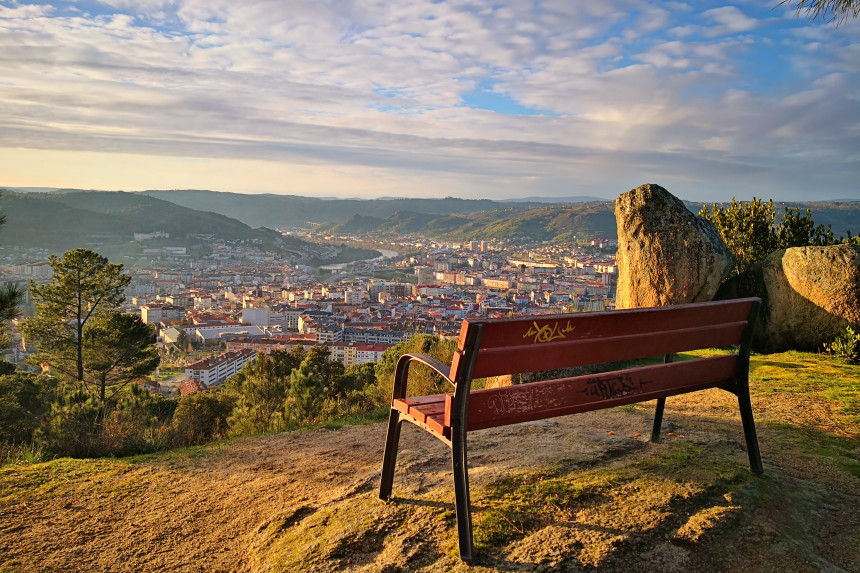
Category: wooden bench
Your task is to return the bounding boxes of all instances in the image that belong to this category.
[378,298,763,562]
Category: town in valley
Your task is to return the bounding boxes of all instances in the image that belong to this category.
[2,230,618,397]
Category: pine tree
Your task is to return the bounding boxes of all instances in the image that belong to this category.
[22,248,130,382]
[288,358,326,425]
[0,195,23,348]
[80,309,160,408]
[779,0,860,24]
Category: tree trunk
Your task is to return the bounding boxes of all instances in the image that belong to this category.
[77,272,84,382]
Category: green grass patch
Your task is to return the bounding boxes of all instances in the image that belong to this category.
[0,457,124,505]
[318,406,389,430]
[763,422,860,479]
[749,351,860,426]
[475,470,620,548]
[677,349,860,432]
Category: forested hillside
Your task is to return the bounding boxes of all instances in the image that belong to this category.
[139,189,515,230]
[4,189,858,249]
[0,191,312,259]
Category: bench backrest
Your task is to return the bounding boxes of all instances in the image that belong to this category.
[450,298,760,381]
[441,298,760,431]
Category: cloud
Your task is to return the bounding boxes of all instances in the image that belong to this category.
[0,0,857,202]
[701,6,760,37]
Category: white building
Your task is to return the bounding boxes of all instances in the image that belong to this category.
[344,289,364,305]
[241,307,271,326]
[184,349,256,387]
[356,344,390,364]
[141,304,186,324]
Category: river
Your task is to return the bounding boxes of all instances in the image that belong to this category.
[319,248,401,271]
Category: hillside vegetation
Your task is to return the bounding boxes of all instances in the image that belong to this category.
[1,351,857,572]
[139,190,860,243]
[0,191,331,261]
[140,190,513,230]
[3,190,858,249]
[317,203,619,243]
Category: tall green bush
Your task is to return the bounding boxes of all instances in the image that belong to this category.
[823,326,860,364]
[0,371,56,445]
[36,382,176,458]
[374,335,458,399]
[288,359,326,425]
[225,349,301,436]
[171,390,236,446]
[699,198,837,277]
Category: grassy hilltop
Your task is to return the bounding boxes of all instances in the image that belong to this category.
[1,350,858,572]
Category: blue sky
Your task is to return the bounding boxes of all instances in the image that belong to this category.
[0,0,857,202]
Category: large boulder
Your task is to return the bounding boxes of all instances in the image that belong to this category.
[615,184,734,309]
[717,244,860,353]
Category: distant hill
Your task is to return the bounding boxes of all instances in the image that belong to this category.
[138,190,860,242]
[139,190,522,230]
[317,202,618,243]
[504,195,608,203]
[0,190,313,259]
[3,189,857,255]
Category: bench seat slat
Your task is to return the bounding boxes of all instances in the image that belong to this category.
[393,355,737,437]
[471,322,746,379]
[393,397,449,437]
[467,355,738,430]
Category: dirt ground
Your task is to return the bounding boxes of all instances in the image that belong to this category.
[1,390,858,572]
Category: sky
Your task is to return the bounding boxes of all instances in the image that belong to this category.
[0,0,858,203]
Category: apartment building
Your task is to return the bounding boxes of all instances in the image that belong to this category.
[184,348,256,387]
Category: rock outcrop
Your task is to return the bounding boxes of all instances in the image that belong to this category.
[717,243,860,353]
[615,184,734,309]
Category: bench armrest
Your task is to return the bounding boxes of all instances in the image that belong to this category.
[391,352,455,400]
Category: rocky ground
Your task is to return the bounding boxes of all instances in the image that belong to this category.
[1,384,858,572]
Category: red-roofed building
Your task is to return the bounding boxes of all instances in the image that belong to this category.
[184,348,256,387]
[179,378,208,396]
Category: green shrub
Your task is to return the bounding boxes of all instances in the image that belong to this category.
[171,390,237,446]
[699,197,837,278]
[35,382,175,458]
[35,384,104,458]
[824,326,860,364]
[318,386,387,422]
[0,371,56,445]
[374,334,458,399]
[1,442,47,467]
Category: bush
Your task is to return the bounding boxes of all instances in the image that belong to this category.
[35,384,104,458]
[288,359,326,425]
[699,198,837,278]
[171,390,237,447]
[375,335,458,399]
[224,350,300,436]
[824,326,860,364]
[35,382,175,458]
[101,385,176,456]
[1,442,47,467]
[318,386,387,423]
[0,371,56,445]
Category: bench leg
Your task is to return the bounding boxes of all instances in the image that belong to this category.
[736,389,764,475]
[651,354,673,442]
[452,426,474,563]
[651,397,666,442]
[379,409,403,501]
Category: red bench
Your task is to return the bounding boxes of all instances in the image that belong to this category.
[378,298,763,562]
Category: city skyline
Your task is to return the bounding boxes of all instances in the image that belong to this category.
[1,1,858,202]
